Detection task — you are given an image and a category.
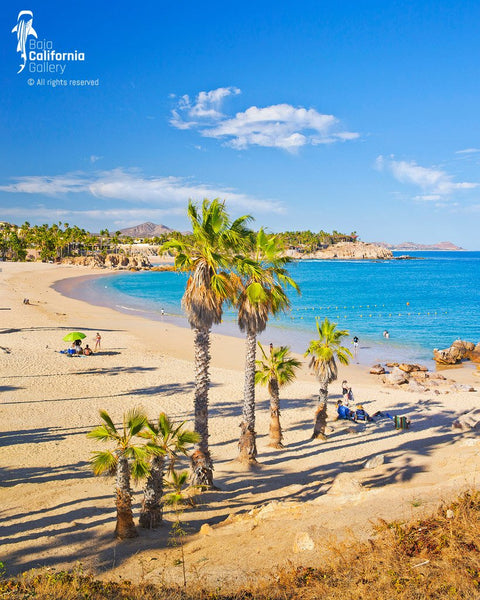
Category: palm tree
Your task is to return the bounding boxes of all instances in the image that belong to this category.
[88,408,149,539]
[304,318,352,439]
[138,413,199,529]
[161,199,252,487]
[255,343,301,448]
[236,229,299,463]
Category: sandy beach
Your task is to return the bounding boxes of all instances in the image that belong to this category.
[1,262,479,590]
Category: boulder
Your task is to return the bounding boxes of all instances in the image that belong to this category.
[452,340,475,352]
[408,379,426,393]
[398,363,422,373]
[364,454,385,469]
[386,367,409,385]
[199,523,212,535]
[451,383,476,392]
[370,364,386,375]
[328,473,363,496]
[386,362,399,368]
[293,532,315,553]
[452,408,480,431]
[433,345,466,365]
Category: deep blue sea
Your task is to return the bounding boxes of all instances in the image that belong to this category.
[75,251,480,366]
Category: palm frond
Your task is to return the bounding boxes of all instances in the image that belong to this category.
[99,410,117,434]
[90,450,117,476]
[87,425,118,442]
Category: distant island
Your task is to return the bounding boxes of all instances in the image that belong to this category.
[373,241,464,251]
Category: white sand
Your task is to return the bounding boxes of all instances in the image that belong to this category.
[1,262,479,590]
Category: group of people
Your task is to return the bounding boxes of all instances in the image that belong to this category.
[336,379,373,422]
[68,332,101,356]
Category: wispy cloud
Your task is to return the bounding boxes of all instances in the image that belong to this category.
[0,168,284,215]
[170,87,359,152]
[375,155,478,201]
[455,148,480,155]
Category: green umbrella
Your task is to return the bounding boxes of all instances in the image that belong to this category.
[63,331,87,342]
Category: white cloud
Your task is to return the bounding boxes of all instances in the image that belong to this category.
[171,88,359,152]
[170,86,241,129]
[0,168,284,214]
[376,155,478,200]
[455,148,480,154]
[90,155,103,163]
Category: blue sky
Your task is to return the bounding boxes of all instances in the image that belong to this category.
[1,0,480,247]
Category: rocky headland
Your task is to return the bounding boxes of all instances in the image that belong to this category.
[286,241,394,260]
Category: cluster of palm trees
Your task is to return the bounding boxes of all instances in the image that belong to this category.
[161,198,352,488]
[0,221,129,262]
[88,408,199,539]
[88,198,353,539]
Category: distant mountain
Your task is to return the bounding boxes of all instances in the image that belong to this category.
[373,241,464,251]
[119,222,174,238]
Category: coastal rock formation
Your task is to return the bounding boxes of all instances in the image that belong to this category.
[398,363,428,373]
[370,364,386,375]
[433,339,477,365]
[386,367,409,385]
[61,254,151,270]
[286,241,393,260]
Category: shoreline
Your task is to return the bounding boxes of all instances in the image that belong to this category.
[1,261,479,588]
[52,265,445,370]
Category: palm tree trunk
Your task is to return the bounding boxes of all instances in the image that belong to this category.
[114,456,138,539]
[312,380,329,440]
[139,454,165,529]
[268,378,283,448]
[238,331,258,463]
[191,327,214,488]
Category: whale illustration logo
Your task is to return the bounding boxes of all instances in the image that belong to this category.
[12,10,38,73]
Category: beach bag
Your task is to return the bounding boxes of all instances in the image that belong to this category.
[394,416,410,430]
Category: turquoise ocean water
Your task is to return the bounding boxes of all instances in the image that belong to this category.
[69,251,480,367]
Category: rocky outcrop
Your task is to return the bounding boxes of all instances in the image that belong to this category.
[433,339,478,365]
[370,364,386,375]
[286,242,393,260]
[61,254,151,270]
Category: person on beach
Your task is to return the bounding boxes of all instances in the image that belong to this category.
[353,336,359,356]
[347,386,355,404]
[84,344,93,356]
[336,399,354,420]
[94,332,101,351]
[342,380,349,403]
[73,339,82,354]
[355,404,373,422]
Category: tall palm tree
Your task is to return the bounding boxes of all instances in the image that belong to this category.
[304,317,352,439]
[88,408,149,539]
[236,229,299,463]
[161,199,252,487]
[255,343,301,448]
[138,413,199,529]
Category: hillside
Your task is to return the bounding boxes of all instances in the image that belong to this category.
[119,222,173,237]
[374,241,464,251]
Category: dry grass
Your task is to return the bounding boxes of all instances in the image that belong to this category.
[2,491,480,599]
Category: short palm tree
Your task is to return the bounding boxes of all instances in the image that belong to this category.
[304,318,352,439]
[236,229,299,463]
[138,413,199,529]
[255,343,301,448]
[161,199,252,487]
[88,408,149,539]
